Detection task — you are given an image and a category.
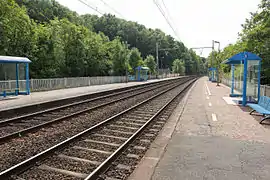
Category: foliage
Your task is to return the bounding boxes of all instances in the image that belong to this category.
[81,14,203,74]
[0,0,206,80]
[0,0,36,57]
[15,0,81,24]
[128,48,144,70]
[172,59,185,75]
[212,0,270,84]
[144,55,156,74]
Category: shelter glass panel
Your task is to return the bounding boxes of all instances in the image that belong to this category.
[0,63,26,91]
[233,64,244,93]
[246,60,260,99]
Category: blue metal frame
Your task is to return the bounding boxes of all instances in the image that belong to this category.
[25,63,30,95]
[15,63,19,90]
[231,65,235,95]
[258,60,261,101]
[208,67,217,82]
[242,52,248,106]
[135,66,149,81]
[222,52,262,106]
[0,56,31,97]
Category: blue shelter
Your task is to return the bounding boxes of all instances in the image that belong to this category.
[135,66,149,81]
[208,67,217,82]
[222,52,262,106]
[0,56,31,97]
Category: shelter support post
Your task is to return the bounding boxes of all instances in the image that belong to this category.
[15,63,19,90]
[231,64,235,95]
[242,53,248,106]
[25,63,30,95]
[257,61,261,101]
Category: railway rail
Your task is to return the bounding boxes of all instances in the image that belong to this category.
[0,77,196,179]
[0,78,179,120]
[0,78,181,143]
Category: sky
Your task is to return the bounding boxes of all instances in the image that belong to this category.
[56,0,261,57]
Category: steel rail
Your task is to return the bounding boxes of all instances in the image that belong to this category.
[0,78,185,143]
[0,78,177,126]
[0,77,195,179]
[85,78,196,179]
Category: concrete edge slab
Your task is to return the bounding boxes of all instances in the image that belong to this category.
[128,78,200,180]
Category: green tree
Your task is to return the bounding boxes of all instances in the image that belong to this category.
[0,0,36,57]
[144,55,156,74]
[217,0,270,84]
[172,59,185,75]
[1,0,206,79]
[128,48,144,70]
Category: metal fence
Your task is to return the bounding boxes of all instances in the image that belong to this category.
[149,73,179,79]
[0,74,180,92]
[222,78,270,98]
[0,76,126,92]
[261,85,270,97]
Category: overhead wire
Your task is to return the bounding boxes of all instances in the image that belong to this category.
[161,0,180,37]
[153,0,181,41]
[77,0,104,15]
[99,0,125,18]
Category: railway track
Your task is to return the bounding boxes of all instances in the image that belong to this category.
[0,78,179,121]
[0,77,196,180]
[0,78,182,143]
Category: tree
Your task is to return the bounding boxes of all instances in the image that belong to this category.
[172,59,185,75]
[0,0,36,58]
[128,48,144,70]
[1,0,205,79]
[217,0,270,84]
[144,55,156,74]
[108,38,129,75]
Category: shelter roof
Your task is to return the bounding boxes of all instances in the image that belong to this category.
[135,66,150,70]
[0,56,31,63]
[222,52,262,65]
[208,67,217,71]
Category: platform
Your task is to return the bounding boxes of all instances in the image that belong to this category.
[0,78,178,111]
[129,77,270,180]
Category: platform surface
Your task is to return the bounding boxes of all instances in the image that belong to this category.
[150,77,270,180]
[0,78,177,111]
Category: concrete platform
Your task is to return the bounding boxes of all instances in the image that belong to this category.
[129,77,270,180]
[0,78,178,111]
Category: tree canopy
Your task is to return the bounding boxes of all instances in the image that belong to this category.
[144,55,156,74]
[209,0,270,84]
[0,0,206,79]
[172,59,185,75]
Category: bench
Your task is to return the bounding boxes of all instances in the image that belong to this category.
[247,96,270,124]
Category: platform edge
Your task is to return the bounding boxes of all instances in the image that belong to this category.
[127,77,200,180]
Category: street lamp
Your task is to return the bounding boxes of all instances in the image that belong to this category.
[125,41,130,83]
[213,40,221,86]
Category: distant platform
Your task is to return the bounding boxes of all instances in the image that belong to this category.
[129,77,270,180]
[0,77,179,111]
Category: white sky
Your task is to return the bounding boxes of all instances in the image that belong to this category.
[56,0,260,57]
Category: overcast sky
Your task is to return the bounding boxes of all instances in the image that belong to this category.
[56,0,260,57]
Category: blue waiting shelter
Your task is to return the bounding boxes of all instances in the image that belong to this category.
[222,52,262,106]
[0,56,31,97]
[135,66,149,81]
[208,67,217,82]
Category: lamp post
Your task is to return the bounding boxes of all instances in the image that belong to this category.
[125,41,130,83]
[213,40,221,86]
